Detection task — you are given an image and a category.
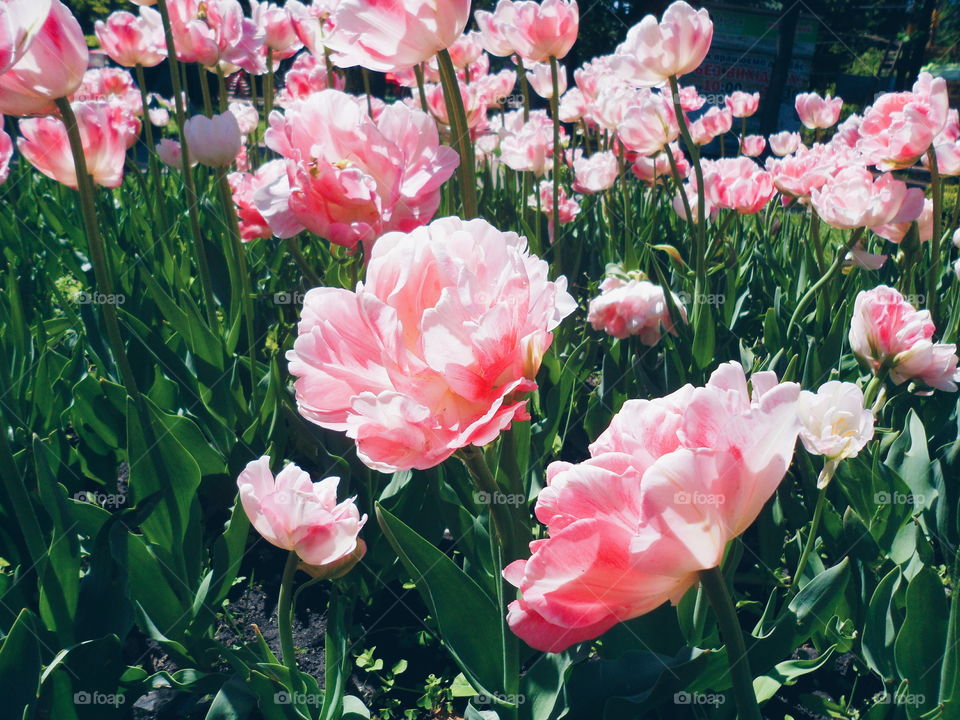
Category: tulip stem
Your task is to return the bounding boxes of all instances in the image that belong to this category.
[134,64,167,229]
[278,551,303,698]
[787,229,862,333]
[153,0,218,327]
[549,56,562,250]
[516,57,531,123]
[793,484,828,587]
[926,147,943,323]
[809,213,826,275]
[458,445,516,560]
[698,567,762,720]
[414,64,429,113]
[668,76,706,298]
[55,98,140,402]
[265,48,275,119]
[436,48,478,219]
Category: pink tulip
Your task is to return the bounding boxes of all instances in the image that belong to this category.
[501,116,556,176]
[229,160,288,241]
[505,0,579,63]
[277,51,345,107]
[529,180,580,241]
[700,105,733,138]
[475,69,517,109]
[95,7,166,68]
[810,166,916,230]
[475,0,517,57]
[0,0,52,75]
[590,79,638,130]
[700,157,774,214]
[794,91,842,130]
[285,0,338,56]
[573,56,610,104]
[768,130,802,156]
[588,277,686,343]
[557,87,586,122]
[927,140,960,176]
[149,107,170,127]
[324,0,470,72]
[447,30,485,69]
[228,101,259,136]
[572,150,618,193]
[765,145,834,199]
[871,195,930,243]
[612,0,713,87]
[0,122,12,184]
[632,143,688,185]
[18,100,139,189]
[849,286,960,391]
[72,68,143,116]
[156,138,193,168]
[251,2,302,58]
[504,362,799,652]
[673,182,713,222]
[237,456,366,574]
[725,90,759,118]
[797,382,874,467]
[857,72,949,170]
[618,90,679,156]
[183,111,243,167]
[261,90,458,248]
[167,0,265,75]
[676,84,706,112]
[0,0,88,116]
[287,216,575,472]
[740,134,765,157]
[423,80,489,134]
[526,61,567,99]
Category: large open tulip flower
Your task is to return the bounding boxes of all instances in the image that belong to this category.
[287,216,575,472]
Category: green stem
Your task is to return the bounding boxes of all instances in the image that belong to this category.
[788,229,862,333]
[793,485,827,586]
[926,147,944,323]
[414,63,429,113]
[217,172,259,414]
[458,445,516,560]
[134,64,167,228]
[668,76,706,295]
[549,56,562,248]
[699,567,762,720]
[286,236,323,287]
[516,57,531,122]
[436,49,478,219]
[153,0,218,326]
[278,551,302,694]
[265,48,275,119]
[810,212,825,275]
[361,67,374,118]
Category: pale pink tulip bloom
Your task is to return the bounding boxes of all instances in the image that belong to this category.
[325,0,470,72]
[501,118,556,176]
[474,68,517,109]
[95,7,166,68]
[611,0,713,87]
[261,91,459,247]
[229,161,287,241]
[505,0,579,63]
[557,87,586,122]
[954,228,960,249]
[167,0,265,75]
[857,72,949,170]
[156,138,193,168]
[285,0,338,56]
[589,78,638,130]
[287,216,576,472]
[810,166,916,230]
[700,157,774,214]
[765,145,834,199]
[251,1,302,58]
[0,0,52,75]
[505,362,799,652]
[72,68,143,116]
[831,113,861,148]
[768,130,802,156]
[618,90,678,156]
[699,105,732,137]
[149,107,170,127]
[797,382,873,468]
[0,122,12,184]
[423,80,489,134]
[794,91,842,130]
[526,61,567,99]
[183,111,243,167]
[588,277,686,343]
[475,0,517,57]
[529,180,580,241]
[725,90,759,118]
[849,286,960,391]
[447,30,485,69]
[18,100,139,189]
[927,141,960,176]
[871,195,930,243]
[238,456,366,573]
[632,143,688,184]
[740,134,765,157]
[0,0,88,117]
[676,84,705,112]
[573,55,611,104]
[572,150,618,193]
[229,101,259,136]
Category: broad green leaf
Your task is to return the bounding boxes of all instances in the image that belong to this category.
[894,566,947,718]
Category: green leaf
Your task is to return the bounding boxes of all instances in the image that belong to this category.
[206,675,257,720]
[788,558,850,629]
[376,504,505,699]
[0,608,42,714]
[862,567,903,684]
[894,566,947,718]
[753,645,837,703]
